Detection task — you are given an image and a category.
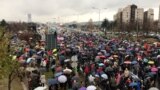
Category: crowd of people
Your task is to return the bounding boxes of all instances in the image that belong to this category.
[13,31,160,90]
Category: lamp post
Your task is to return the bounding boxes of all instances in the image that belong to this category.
[92,7,107,29]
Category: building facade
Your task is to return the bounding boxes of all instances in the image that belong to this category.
[122,5,131,23]
[114,4,154,29]
[147,8,154,22]
[135,8,144,25]
[158,5,160,29]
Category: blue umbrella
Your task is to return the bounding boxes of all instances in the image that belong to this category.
[143,58,148,63]
[98,63,104,67]
[48,78,58,86]
[54,72,63,77]
[129,82,138,87]
[131,61,138,64]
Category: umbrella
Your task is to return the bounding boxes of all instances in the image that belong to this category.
[88,75,95,82]
[34,86,47,90]
[131,61,138,64]
[95,74,100,78]
[124,61,131,64]
[48,79,58,86]
[54,72,63,77]
[131,74,140,81]
[129,82,138,87]
[64,59,70,62]
[98,63,104,67]
[101,74,108,79]
[63,68,72,74]
[99,55,106,59]
[26,58,32,63]
[86,85,96,90]
[157,55,160,58]
[58,75,67,83]
[149,87,159,90]
[143,58,148,63]
[157,66,160,69]
[118,48,125,51]
[79,87,86,90]
[151,67,158,72]
[113,55,118,58]
[148,61,154,64]
[56,66,62,72]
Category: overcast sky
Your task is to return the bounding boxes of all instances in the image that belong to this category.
[0,0,159,23]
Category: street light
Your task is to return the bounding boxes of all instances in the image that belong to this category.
[92,7,107,27]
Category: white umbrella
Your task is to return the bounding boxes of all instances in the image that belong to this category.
[63,68,72,74]
[34,86,47,90]
[157,55,160,58]
[58,75,67,83]
[101,74,108,79]
[88,75,95,82]
[86,85,96,90]
[26,58,32,63]
[149,87,159,90]
[64,59,70,62]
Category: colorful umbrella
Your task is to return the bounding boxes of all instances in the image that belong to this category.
[58,75,67,83]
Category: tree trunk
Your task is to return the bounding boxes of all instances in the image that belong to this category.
[8,72,13,90]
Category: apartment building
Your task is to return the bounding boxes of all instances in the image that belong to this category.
[135,8,144,25]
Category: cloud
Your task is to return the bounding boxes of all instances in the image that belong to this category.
[0,0,159,22]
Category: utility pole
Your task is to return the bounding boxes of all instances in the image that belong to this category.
[92,7,107,30]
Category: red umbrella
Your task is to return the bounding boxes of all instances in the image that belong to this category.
[124,61,131,64]
[99,55,106,59]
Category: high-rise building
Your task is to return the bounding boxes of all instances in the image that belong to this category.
[130,4,137,23]
[147,9,154,21]
[114,4,154,29]
[158,5,160,29]
[122,5,131,23]
[121,4,137,23]
[28,14,32,22]
[135,8,144,25]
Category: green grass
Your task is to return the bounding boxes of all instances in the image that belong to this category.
[0,77,23,90]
